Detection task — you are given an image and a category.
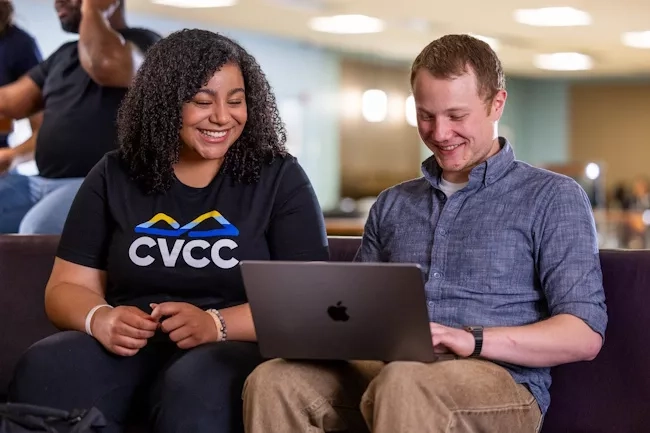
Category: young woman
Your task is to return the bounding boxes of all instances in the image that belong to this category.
[9,29,329,433]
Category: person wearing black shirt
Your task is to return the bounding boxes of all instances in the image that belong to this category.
[0,0,42,168]
[0,0,160,234]
[9,29,330,433]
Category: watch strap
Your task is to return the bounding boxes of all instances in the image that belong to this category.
[465,326,483,357]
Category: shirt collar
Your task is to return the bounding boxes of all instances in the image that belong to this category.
[421,137,515,189]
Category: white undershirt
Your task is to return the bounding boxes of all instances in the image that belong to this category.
[438,177,468,198]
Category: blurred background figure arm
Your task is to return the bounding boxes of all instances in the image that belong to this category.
[78,0,144,87]
[0,112,41,174]
[0,74,42,131]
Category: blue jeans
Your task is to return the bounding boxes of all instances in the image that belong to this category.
[0,172,84,234]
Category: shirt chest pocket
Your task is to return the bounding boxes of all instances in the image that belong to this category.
[381,224,434,276]
[455,227,531,293]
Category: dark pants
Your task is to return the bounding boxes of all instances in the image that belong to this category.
[8,331,263,433]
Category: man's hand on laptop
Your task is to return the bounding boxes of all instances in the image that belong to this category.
[151,302,220,349]
[429,323,475,358]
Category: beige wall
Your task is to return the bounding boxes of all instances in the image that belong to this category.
[570,83,650,189]
[339,58,422,198]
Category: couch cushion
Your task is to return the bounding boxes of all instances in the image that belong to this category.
[0,235,60,395]
[327,236,361,262]
[541,249,650,433]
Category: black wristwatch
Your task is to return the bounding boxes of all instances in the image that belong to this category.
[464,325,484,358]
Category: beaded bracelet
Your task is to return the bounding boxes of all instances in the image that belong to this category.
[207,309,227,342]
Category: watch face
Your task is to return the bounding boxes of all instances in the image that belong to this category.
[465,326,483,332]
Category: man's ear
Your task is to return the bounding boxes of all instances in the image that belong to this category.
[489,89,507,120]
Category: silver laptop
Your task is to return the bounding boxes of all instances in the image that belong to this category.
[239,261,437,362]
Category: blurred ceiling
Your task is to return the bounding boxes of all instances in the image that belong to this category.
[128,0,650,77]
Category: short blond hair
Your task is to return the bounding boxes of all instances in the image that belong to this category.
[410,34,505,103]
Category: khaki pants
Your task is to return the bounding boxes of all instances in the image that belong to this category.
[242,358,542,433]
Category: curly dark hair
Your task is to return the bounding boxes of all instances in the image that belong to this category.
[118,29,287,194]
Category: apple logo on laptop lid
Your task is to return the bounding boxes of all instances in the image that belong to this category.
[327,301,350,322]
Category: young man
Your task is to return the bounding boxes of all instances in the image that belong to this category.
[0,0,160,234]
[242,34,608,432]
[0,0,42,167]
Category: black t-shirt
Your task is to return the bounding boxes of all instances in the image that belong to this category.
[27,28,160,179]
[0,25,42,148]
[57,151,329,311]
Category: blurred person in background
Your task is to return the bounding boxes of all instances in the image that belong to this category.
[624,177,650,248]
[629,177,650,210]
[0,0,160,234]
[0,0,42,173]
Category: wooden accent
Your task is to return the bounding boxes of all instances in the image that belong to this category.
[326,211,650,249]
[570,82,650,190]
[339,58,422,198]
[325,217,366,236]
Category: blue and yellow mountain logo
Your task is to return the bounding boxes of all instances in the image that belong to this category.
[135,211,239,237]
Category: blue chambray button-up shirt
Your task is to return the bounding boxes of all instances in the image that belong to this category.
[355,137,608,415]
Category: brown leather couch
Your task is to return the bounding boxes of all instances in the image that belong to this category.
[1,234,649,432]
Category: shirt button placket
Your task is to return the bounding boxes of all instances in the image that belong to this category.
[430,191,461,302]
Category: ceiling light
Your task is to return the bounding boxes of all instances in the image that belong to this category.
[585,163,600,180]
[401,18,431,33]
[361,90,388,123]
[266,0,327,11]
[514,7,591,27]
[534,52,593,71]
[471,34,500,51]
[622,31,650,49]
[405,95,417,127]
[151,0,237,8]
[309,14,384,34]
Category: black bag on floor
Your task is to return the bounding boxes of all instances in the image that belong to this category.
[0,403,106,433]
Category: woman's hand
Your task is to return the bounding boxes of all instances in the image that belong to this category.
[92,306,159,356]
[150,302,219,349]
